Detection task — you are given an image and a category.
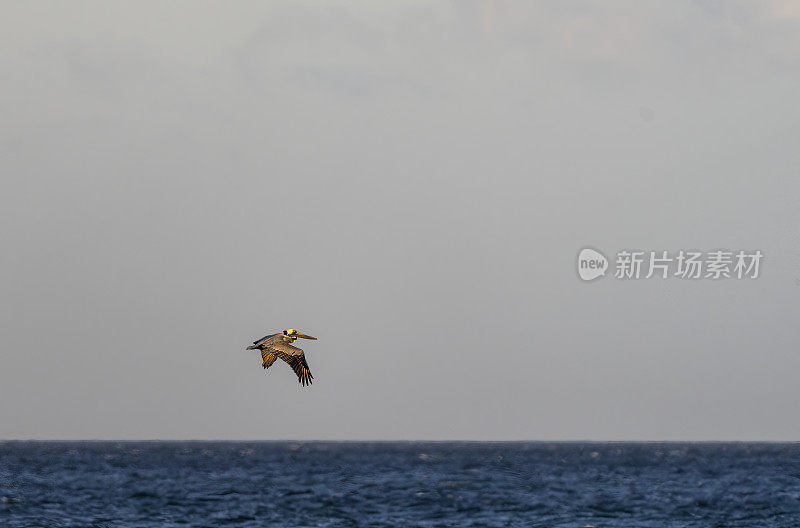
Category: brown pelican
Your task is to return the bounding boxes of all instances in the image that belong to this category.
[246,329,317,386]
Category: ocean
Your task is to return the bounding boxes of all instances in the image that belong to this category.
[1,441,798,527]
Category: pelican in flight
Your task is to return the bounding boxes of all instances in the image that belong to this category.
[246,329,317,386]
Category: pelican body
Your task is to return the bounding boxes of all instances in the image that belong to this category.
[246,329,317,386]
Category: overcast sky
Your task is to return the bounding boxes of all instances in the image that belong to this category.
[1,1,799,440]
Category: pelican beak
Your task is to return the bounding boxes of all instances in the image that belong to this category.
[295,332,317,340]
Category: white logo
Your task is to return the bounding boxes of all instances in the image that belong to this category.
[577,248,608,281]
[577,247,763,281]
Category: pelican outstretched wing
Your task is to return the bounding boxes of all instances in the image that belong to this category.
[264,342,314,386]
[261,350,278,369]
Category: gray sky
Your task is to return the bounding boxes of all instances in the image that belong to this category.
[1,1,799,440]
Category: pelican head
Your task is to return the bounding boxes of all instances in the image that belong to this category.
[283,329,317,340]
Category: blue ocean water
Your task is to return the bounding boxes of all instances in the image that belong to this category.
[1,442,798,527]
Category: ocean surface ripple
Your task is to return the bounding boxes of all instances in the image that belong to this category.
[1,441,799,527]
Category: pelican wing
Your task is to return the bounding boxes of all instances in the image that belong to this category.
[261,350,278,369]
[265,342,314,386]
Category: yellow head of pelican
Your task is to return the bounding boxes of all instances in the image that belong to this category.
[283,329,317,340]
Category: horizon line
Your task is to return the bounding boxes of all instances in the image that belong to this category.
[2,438,799,443]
